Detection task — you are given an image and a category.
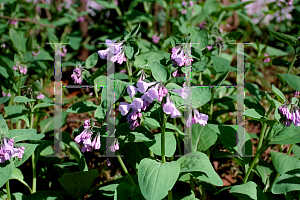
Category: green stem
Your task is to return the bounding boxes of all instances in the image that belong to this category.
[161,113,167,163]
[94,87,101,105]
[173,118,182,155]
[30,104,36,193]
[126,60,132,82]
[6,180,11,200]
[116,154,136,187]
[190,175,194,190]
[287,144,294,155]
[168,190,173,200]
[257,105,273,150]
[198,72,202,85]
[287,54,296,74]
[210,90,214,119]
[18,73,22,96]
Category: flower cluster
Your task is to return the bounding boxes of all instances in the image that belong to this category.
[22,87,44,100]
[199,21,207,29]
[163,95,181,118]
[74,119,101,152]
[119,80,169,130]
[294,91,299,97]
[98,40,126,65]
[263,53,271,63]
[36,92,44,100]
[13,62,27,75]
[0,136,25,163]
[2,91,11,97]
[181,1,194,14]
[71,67,83,84]
[186,109,209,128]
[109,138,119,152]
[279,104,300,127]
[171,45,193,67]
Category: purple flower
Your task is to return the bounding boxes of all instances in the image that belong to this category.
[36,93,44,100]
[294,91,299,97]
[111,51,126,65]
[193,109,209,126]
[92,134,101,150]
[189,1,193,7]
[263,53,270,63]
[132,98,143,111]
[61,46,67,57]
[207,45,213,50]
[152,35,160,43]
[199,21,207,29]
[181,9,187,14]
[13,65,18,71]
[279,105,289,115]
[109,139,119,152]
[127,85,138,98]
[163,96,181,118]
[136,80,155,93]
[171,46,193,67]
[7,92,11,97]
[119,102,131,116]
[71,67,83,85]
[81,138,93,152]
[173,87,189,99]
[182,1,187,6]
[10,20,17,25]
[147,84,159,100]
[2,91,5,97]
[77,16,85,22]
[98,49,109,59]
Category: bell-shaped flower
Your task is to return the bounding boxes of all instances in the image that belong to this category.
[119,102,131,116]
[136,80,155,93]
[147,84,159,100]
[127,85,138,98]
[173,87,189,99]
[132,98,143,111]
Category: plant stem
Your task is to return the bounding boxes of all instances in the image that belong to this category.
[30,104,36,193]
[168,190,173,200]
[6,180,11,200]
[210,90,214,119]
[126,60,132,82]
[190,175,194,190]
[94,87,101,105]
[287,54,296,74]
[198,72,202,85]
[173,118,182,155]
[287,144,294,155]
[257,105,273,150]
[116,154,136,187]
[161,113,167,163]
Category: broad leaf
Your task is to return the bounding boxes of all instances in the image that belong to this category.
[278,74,300,91]
[230,181,267,200]
[271,151,300,174]
[6,129,44,142]
[150,61,170,82]
[0,161,15,188]
[271,169,300,194]
[67,101,98,113]
[138,158,180,200]
[58,169,99,200]
[86,52,98,69]
[191,123,218,152]
[268,29,300,50]
[14,143,39,167]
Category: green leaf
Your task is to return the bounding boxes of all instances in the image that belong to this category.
[6,129,44,142]
[191,87,211,108]
[122,142,150,169]
[177,151,223,186]
[40,112,68,134]
[58,169,99,200]
[190,30,208,50]
[125,44,134,59]
[272,58,290,68]
[211,56,230,73]
[0,161,15,188]
[292,144,300,159]
[25,36,33,52]
[277,74,300,91]
[134,50,171,69]
[9,29,25,54]
[268,28,300,50]
[271,169,300,194]
[0,114,8,134]
[14,143,39,167]
[94,0,117,9]
[271,151,300,174]
[192,61,206,72]
[244,109,266,122]
[270,124,300,144]
[115,123,154,142]
[67,101,98,113]
[114,182,144,200]
[138,158,180,200]
[33,49,54,61]
[13,96,36,103]
[271,85,285,103]
[150,61,170,82]
[220,1,254,11]
[94,100,107,124]
[52,17,72,26]
[10,168,32,193]
[86,52,98,69]
[33,102,54,111]
[203,0,218,14]
[191,123,218,152]
[230,181,268,200]
[211,69,230,85]
[144,131,176,157]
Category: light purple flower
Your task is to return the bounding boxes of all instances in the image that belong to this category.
[10,20,17,25]
[127,85,138,98]
[207,45,213,50]
[92,134,101,150]
[13,65,18,71]
[61,46,67,57]
[109,139,119,152]
[163,96,181,118]
[263,54,270,63]
[7,92,11,97]
[194,109,209,126]
[152,35,160,43]
[98,49,109,59]
[132,98,143,111]
[199,21,207,29]
[136,80,155,93]
[181,9,187,14]
[2,91,5,97]
[147,84,159,100]
[294,91,299,97]
[77,16,85,22]
[36,93,44,100]
[182,1,187,6]
[119,102,131,115]
[189,1,193,7]
[23,66,27,75]
[173,87,189,99]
